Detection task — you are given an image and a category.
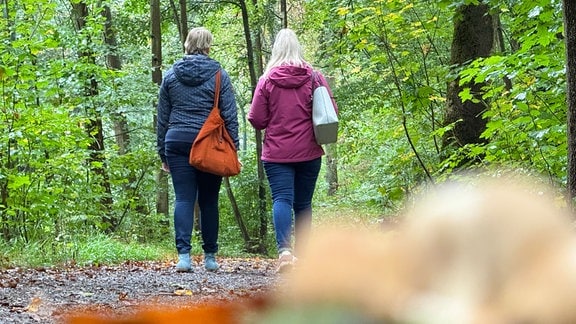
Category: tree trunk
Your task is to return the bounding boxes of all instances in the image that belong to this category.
[250,0,269,254]
[167,0,187,50]
[223,177,251,246]
[280,0,287,28]
[151,0,169,219]
[325,144,338,195]
[71,1,115,230]
[492,12,512,91]
[102,5,149,220]
[323,76,338,195]
[0,0,13,240]
[102,5,129,155]
[443,3,493,152]
[564,0,576,208]
[178,0,188,46]
[237,0,268,254]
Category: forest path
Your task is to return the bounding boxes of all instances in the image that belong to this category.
[1,207,382,323]
[0,257,278,323]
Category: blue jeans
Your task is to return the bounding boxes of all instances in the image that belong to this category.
[263,158,321,255]
[165,141,222,255]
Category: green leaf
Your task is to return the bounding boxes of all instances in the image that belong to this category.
[8,175,31,190]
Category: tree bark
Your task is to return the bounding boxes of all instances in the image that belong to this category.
[71,1,115,230]
[564,0,576,208]
[178,0,188,47]
[238,0,268,254]
[323,76,338,195]
[443,3,493,152]
[492,12,512,91]
[325,144,338,195]
[102,5,150,222]
[0,0,13,240]
[224,177,251,247]
[280,0,287,28]
[151,0,169,219]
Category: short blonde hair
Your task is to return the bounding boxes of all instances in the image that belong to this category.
[264,28,308,76]
[184,27,212,55]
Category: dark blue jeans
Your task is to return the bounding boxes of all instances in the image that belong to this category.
[165,141,222,255]
[263,158,321,255]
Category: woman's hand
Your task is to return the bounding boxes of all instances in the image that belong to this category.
[161,162,170,173]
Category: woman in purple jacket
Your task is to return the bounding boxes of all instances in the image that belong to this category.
[248,28,338,272]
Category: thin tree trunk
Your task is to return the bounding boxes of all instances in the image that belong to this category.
[323,76,338,195]
[492,12,512,91]
[249,0,268,254]
[325,145,338,195]
[280,0,287,28]
[103,4,129,155]
[564,0,576,208]
[102,5,149,219]
[0,0,13,240]
[167,0,188,51]
[237,0,268,253]
[0,170,8,240]
[224,178,251,246]
[179,0,188,46]
[151,0,169,220]
[71,1,115,230]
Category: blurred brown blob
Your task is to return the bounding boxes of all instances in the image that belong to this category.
[65,297,271,324]
[270,176,576,324]
[66,176,576,324]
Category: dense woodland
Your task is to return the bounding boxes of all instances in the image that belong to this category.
[0,0,575,263]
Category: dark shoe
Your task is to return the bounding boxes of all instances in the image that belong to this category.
[204,253,219,271]
[175,253,192,272]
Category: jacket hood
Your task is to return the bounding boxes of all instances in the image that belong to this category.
[268,65,312,89]
[173,54,221,86]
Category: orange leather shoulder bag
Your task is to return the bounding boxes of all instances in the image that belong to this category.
[189,70,241,177]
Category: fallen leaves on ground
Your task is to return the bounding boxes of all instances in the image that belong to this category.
[0,258,278,323]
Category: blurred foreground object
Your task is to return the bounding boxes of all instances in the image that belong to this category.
[67,177,576,324]
[266,177,576,324]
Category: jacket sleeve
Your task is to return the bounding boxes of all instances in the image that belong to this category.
[156,74,172,162]
[316,71,339,114]
[219,70,240,150]
[248,77,270,130]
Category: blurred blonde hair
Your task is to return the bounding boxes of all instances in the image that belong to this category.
[184,27,212,55]
[264,28,308,76]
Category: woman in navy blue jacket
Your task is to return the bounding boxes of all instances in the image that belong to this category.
[157,27,239,272]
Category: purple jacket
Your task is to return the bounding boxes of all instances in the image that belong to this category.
[249,65,337,163]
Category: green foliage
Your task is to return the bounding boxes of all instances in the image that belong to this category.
[0,0,571,267]
[0,234,173,267]
[0,0,160,248]
[300,0,567,213]
[304,0,452,209]
[447,0,566,184]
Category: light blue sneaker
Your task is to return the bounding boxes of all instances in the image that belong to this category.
[276,250,297,273]
[204,253,219,271]
[175,253,192,272]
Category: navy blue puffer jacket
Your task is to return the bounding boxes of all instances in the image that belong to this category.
[156,54,239,162]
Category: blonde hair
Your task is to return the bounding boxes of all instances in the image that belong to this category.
[184,27,212,55]
[264,28,308,76]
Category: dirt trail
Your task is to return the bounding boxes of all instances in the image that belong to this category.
[0,258,278,323]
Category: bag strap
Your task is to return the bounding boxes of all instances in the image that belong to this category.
[213,70,222,109]
[311,70,318,90]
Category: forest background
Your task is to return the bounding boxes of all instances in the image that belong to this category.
[0,0,574,267]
